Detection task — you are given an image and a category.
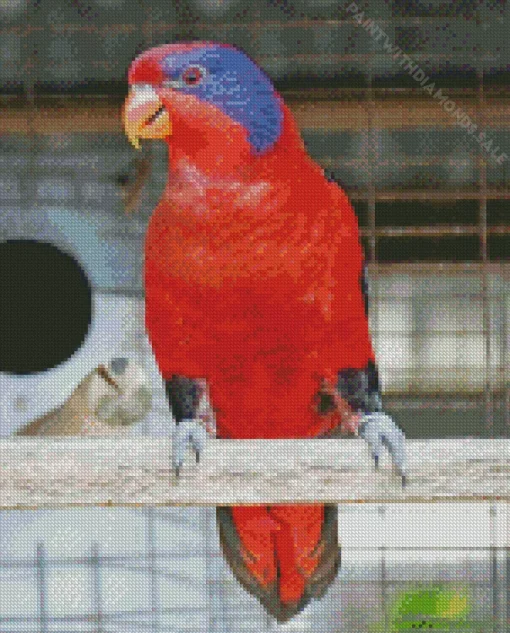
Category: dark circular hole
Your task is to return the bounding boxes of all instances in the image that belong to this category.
[0,240,92,374]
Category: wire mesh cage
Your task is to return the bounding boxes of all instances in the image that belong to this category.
[0,504,508,632]
[1,1,508,435]
[0,1,509,631]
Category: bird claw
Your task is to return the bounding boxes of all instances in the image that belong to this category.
[172,418,208,478]
[358,412,407,485]
[314,379,360,435]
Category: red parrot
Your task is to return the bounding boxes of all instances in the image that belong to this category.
[123,42,381,622]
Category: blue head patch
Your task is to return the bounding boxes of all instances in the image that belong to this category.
[160,45,283,154]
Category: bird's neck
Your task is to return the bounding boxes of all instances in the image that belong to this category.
[167,120,251,179]
[166,103,313,185]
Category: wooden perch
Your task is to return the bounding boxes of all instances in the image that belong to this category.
[0,438,508,509]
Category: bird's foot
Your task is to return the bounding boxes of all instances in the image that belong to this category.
[175,464,181,478]
[315,379,359,435]
[373,455,379,470]
[315,380,339,415]
[194,447,200,464]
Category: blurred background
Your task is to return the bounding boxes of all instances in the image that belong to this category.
[0,0,509,631]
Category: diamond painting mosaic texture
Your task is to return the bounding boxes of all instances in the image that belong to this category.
[0,0,509,631]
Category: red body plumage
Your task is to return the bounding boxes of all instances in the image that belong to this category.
[126,43,376,621]
[145,103,373,438]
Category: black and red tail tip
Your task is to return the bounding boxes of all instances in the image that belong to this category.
[216,505,340,622]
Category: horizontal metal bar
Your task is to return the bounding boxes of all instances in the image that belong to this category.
[98,226,510,241]
[350,189,510,201]
[0,546,505,566]
[323,157,483,168]
[360,225,510,237]
[1,99,509,133]
[0,16,501,37]
[368,261,510,273]
[335,545,510,550]
[3,86,507,104]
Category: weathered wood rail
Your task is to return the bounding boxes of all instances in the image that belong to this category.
[0,438,508,509]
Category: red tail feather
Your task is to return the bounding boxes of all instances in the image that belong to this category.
[217,504,339,622]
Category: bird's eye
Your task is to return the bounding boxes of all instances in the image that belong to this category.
[182,66,205,86]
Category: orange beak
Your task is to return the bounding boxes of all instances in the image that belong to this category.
[122,85,172,150]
